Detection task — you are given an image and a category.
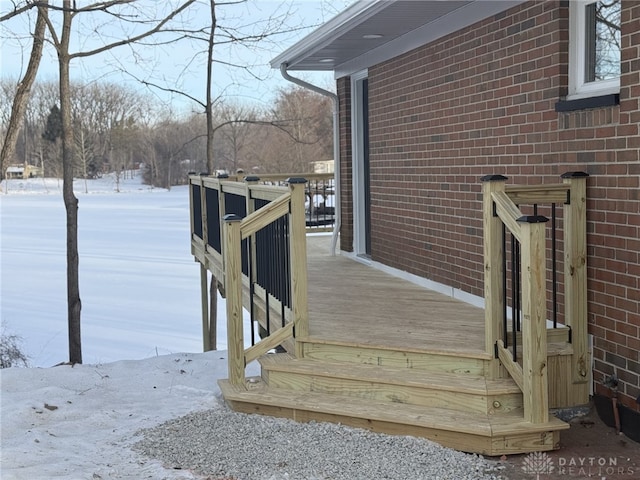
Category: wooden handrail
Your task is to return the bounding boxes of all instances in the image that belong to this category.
[240,192,291,239]
[196,179,309,387]
[482,172,589,423]
[496,340,523,390]
[491,190,525,243]
[505,183,568,204]
[244,322,294,365]
[188,172,325,386]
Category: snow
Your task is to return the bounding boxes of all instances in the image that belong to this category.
[1,351,259,479]
[1,173,257,479]
[1,172,252,367]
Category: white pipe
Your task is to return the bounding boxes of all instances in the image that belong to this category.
[279,63,341,256]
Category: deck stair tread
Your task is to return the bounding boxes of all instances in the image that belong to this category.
[298,335,493,359]
[219,377,569,438]
[297,337,493,375]
[260,353,521,395]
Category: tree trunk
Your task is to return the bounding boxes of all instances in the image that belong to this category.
[60,0,82,364]
[206,0,216,174]
[0,1,48,180]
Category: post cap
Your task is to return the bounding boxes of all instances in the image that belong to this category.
[286,177,307,184]
[561,171,589,178]
[223,213,242,222]
[480,174,508,182]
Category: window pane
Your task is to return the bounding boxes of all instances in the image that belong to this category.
[585,0,621,82]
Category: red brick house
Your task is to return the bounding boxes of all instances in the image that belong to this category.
[272,0,639,418]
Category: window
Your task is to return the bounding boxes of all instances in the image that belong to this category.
[569,0,621,99]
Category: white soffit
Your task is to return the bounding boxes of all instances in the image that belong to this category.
[271,0,527,78]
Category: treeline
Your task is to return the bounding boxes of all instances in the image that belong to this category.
[0,80,333,188]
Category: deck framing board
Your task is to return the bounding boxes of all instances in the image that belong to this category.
[219,378,566,455]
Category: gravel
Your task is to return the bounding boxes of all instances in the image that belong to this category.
[134,402,507,480]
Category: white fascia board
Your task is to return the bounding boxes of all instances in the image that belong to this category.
[334,0,526,78]
[270,0,390,69]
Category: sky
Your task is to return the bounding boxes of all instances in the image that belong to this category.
[0,0,354,114]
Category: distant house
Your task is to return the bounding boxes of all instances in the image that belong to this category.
[5,163,43,179]
[311,160,335,174]
[273,0,639,415]
[5,166,24,179]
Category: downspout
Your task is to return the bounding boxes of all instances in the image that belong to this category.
[279,63,341,256]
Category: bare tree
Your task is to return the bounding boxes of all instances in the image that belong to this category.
[0,1,48,183]
[259,86,333,173]
[214,101,257,172]
[2,0,337,359]
[2,0,198,363]
[128,0,312,174]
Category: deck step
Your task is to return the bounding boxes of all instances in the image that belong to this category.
[260,353,522,415]
[298,336,492,375]
[219,377,568,456]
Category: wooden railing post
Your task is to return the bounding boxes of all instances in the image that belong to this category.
[223,214,245,387]
[199,174,213,352]
[187,174,197,247]
[287,178,310,357]
[519,215,549,424]
[562,172,590,396]
[200,264,211,351]
[481,175,507,379]
[216,171,229,290]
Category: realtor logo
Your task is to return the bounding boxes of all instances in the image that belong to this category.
[522,451,555,479]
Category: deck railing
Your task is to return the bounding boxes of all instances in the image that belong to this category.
[210,173,335,232]
[482,173,588,424]
[188,174,310,387]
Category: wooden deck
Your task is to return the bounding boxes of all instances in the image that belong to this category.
[191,175,588,456]
[218,233,572,455]
[305,235,486,356]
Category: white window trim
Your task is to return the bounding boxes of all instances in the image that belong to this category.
[568,0,620,100]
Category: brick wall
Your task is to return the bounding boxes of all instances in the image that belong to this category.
[338,1,639,408]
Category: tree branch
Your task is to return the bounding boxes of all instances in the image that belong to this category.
[0,1,36,22]
[70,0,197,59]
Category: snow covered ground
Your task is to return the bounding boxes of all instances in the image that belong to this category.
[1,351,261,479]
[1,172,258,479]
[1,172,250,367]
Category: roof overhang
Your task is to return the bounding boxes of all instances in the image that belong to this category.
[271,0,526,78]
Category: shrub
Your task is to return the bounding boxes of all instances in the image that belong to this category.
[0,330,29,368]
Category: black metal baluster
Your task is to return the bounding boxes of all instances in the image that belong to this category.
[552,202,558,328]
